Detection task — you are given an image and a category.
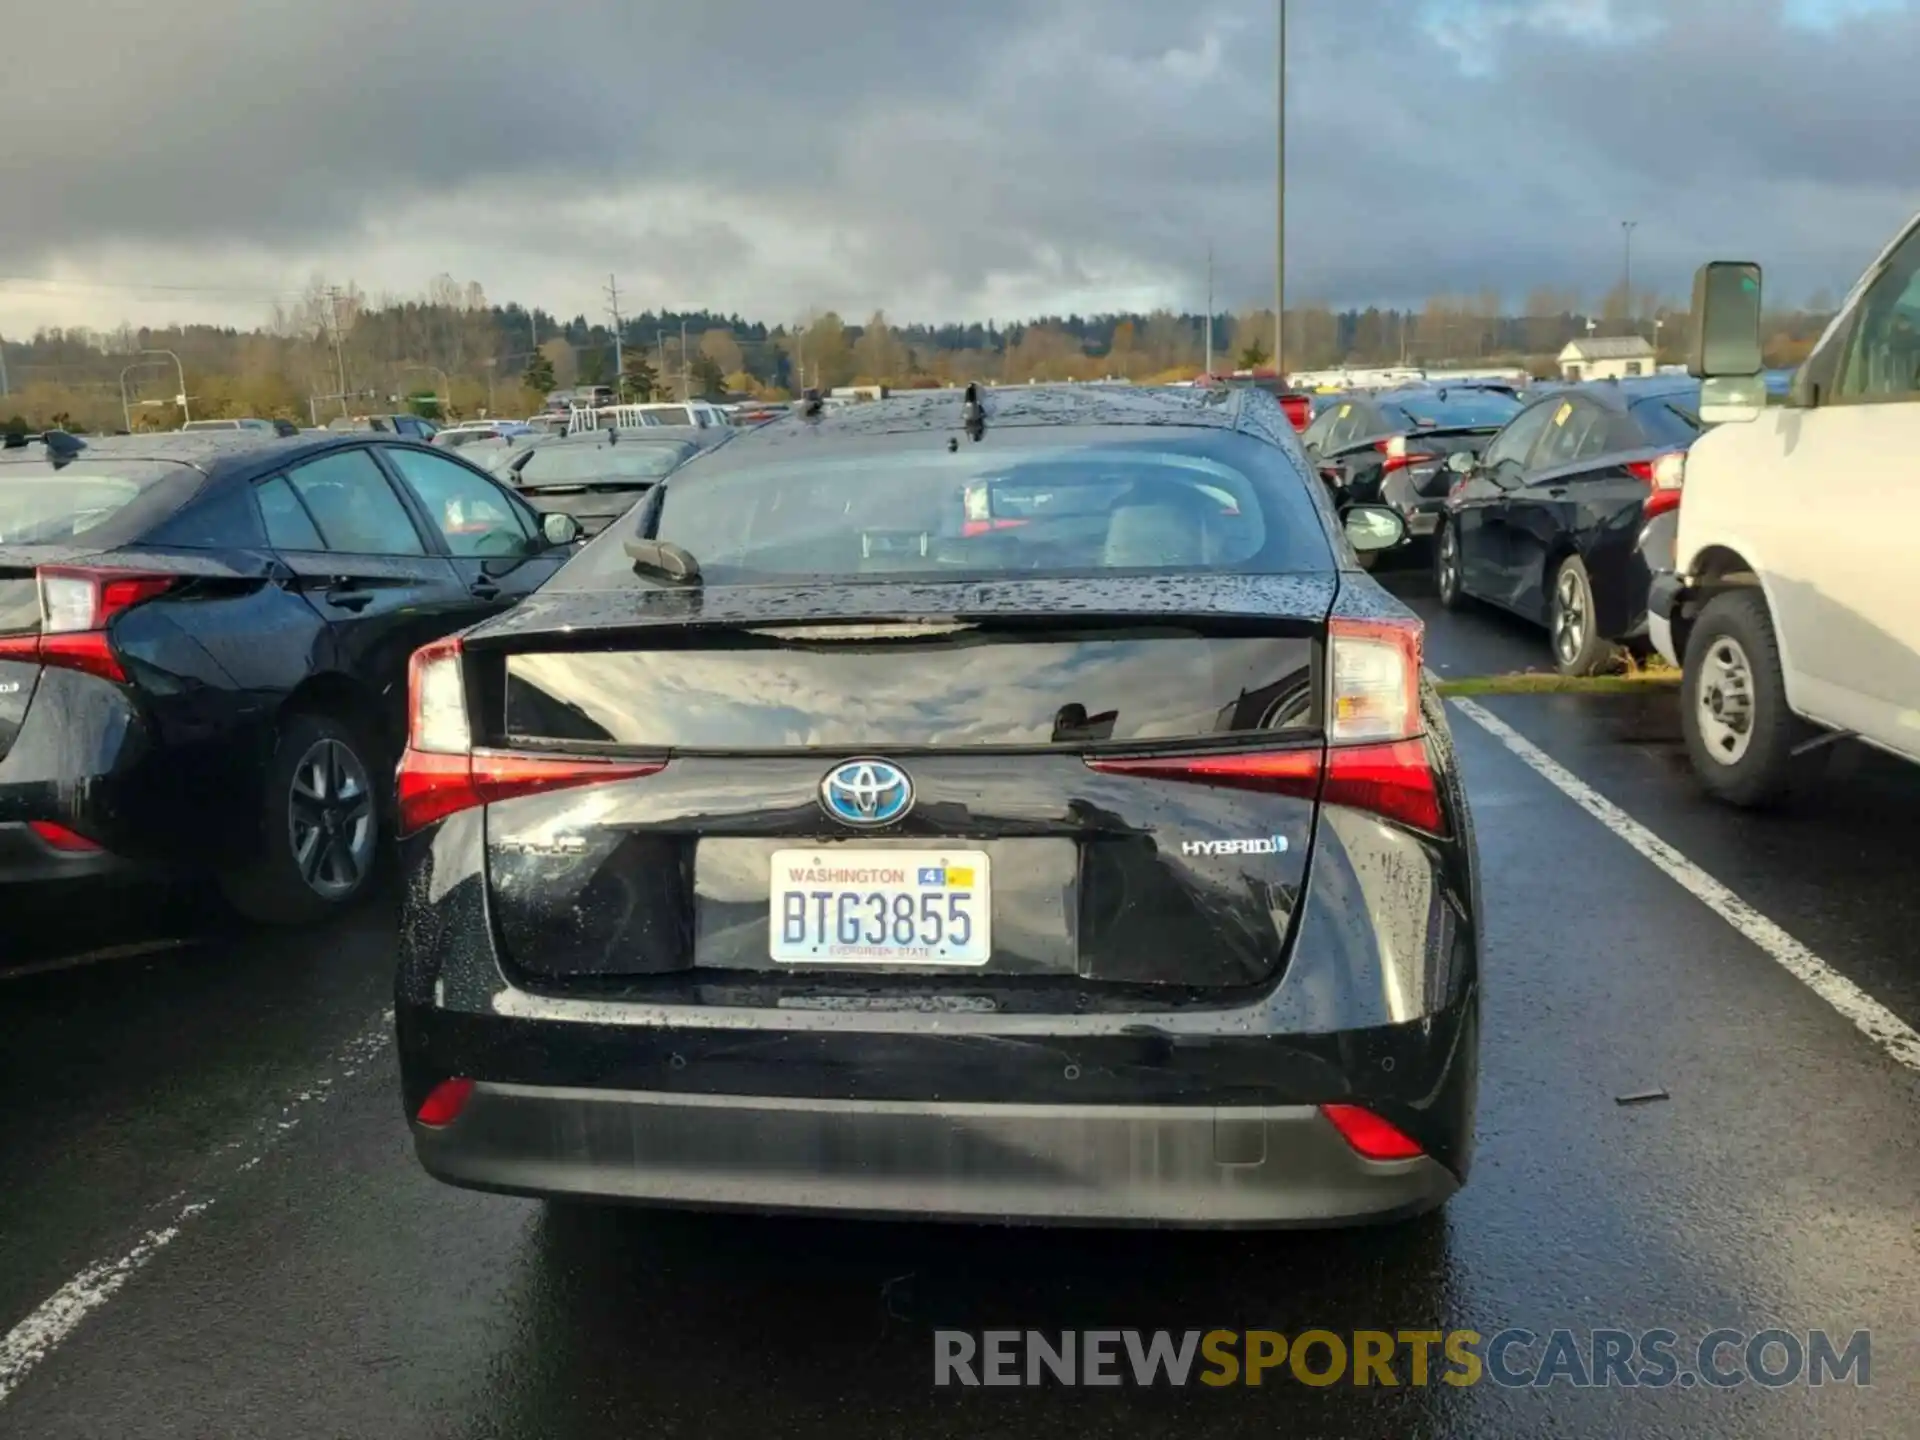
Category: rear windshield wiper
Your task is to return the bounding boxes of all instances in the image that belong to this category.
[623,539,702,585]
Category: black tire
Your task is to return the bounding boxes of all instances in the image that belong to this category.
[1680,589,1804,808]
[1433,519,1467,610]
[1548,554,1620,677]
[220,710,385,926]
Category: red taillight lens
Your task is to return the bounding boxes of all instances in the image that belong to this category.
[1280,395,1310,430]
[1084,618,1446,836]
[1321,1103,1425,1161]
[1085,747,1323,802]
[395,636,665,836]
[28,820,104,853]
[1374,436,1438,476]
[0,567,180,683]
[415,1077,476,1128]
[1629,452,1686,519]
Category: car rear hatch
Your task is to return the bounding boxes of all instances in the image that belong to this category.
[512,481,656,535]
[400,580,1384,1004]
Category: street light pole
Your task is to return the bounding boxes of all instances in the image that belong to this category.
[1275,0,1288,379]
[141,348,189,424]
[1621,220,1638,334]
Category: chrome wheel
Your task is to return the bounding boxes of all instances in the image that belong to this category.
[1552,566,1588,667]
[1437,526,1460,598]
[1695,635,1756,767]
[286,737,376,900]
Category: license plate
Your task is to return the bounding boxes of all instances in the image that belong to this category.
[768,849,992,965]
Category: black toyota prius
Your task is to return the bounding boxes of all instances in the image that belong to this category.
[395,385,1482,1227]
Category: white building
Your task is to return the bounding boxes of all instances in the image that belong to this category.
[1557,336,1658,382]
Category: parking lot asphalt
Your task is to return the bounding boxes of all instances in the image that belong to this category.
[5,585,1919,1438]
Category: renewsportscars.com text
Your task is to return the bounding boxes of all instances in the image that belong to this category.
[933,1328,1871,1389]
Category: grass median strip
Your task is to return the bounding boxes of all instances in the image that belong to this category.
[1434,670,1681,698]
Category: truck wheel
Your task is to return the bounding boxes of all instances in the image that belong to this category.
[1549,555,1620,677]
[1681,590,1804,808]
[220,710,385,925]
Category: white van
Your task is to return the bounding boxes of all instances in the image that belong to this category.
[1652,213,1920,805]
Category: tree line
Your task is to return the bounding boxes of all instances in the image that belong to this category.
[0,272,1839,433]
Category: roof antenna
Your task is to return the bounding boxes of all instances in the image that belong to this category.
[962,383,986,442]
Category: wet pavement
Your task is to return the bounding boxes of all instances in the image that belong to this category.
[5,580,1920,1438]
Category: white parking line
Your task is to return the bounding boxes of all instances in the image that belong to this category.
[1452,697,1920,1075]
[0,1012,395,1408]
[0,939,196,983]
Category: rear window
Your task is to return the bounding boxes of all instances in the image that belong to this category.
[0,459,196,546]
[643,406,693,426]
[552,432,1332,589]
[1629,393,1705,446]
[517,444,691,485]
[1381,392,1522,429]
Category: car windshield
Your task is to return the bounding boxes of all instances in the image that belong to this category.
[517,443,691,484]
[641,405,692,426]
[553,432,1331,588]
[1382,392,1522,429]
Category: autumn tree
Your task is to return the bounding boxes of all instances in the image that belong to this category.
[700,328,744,377]
[620,348,657,402]
[688,353,729,399]
[852,310,903,382]
[537,338,576,389]
[523,351,556,395]
[1236,337,1269,371]
[799,312,854,390]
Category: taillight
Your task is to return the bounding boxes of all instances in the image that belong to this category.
[1083,618,1446,836]
[395,636,665,836]
[0,567,180,683]
[1375,435,1438,476]
[1321,1103,1425,1161]
[28,820,104,853]
[1629,452,1686,519]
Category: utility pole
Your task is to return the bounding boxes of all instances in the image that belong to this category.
[605,274,624,394]
[0,332,9,400]
[656,331,669,399]
[1275,0,1288,378]
[1205,242,1215,376]
[325,287,350,418]
[680,317,690,401]
[1621,220,1638,335]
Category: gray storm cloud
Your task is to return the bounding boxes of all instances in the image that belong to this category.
[3,0,1915,323]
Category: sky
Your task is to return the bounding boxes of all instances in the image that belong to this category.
[0,0,1913,335]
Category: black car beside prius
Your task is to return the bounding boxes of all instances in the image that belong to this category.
[497,425,730,535]
[1299,385,1524,534]
[1433,377,1702,675]
[0,430,580,921]
[394,384,1483,1229]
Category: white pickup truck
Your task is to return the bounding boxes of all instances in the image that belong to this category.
[1650,212,1920,805]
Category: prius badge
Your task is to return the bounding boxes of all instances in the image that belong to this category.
[820,759,914,827]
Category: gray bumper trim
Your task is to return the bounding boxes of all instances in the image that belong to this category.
[414,1084,1457,1227]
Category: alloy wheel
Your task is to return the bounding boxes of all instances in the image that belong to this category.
[1553,566,1588,667]
[287,738,376,900]
[1438,527,1460,598]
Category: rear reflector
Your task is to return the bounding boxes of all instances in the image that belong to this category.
[1321,1103,1425,1161]
[28,820,104,853]
[415,1077,476,1128]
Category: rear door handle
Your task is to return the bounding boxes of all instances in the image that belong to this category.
[469,582,502,601]
[323,582,373,612]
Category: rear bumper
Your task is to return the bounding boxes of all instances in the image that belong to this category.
[413,1085,1457,1226]
[1645,569,1685,670]
[0,821,132,885]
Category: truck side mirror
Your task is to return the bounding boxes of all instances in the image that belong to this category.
[1689,262,1765,379]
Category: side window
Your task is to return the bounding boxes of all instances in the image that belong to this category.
[284,449,427,555]
[1533,400,1610,470]
[1300,408,1340,453]
[1321,403,1363,451]
[383,447,534,559]
[255,475,325,550]
[1836,228,1920,402]
[1482,400,1558,475]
